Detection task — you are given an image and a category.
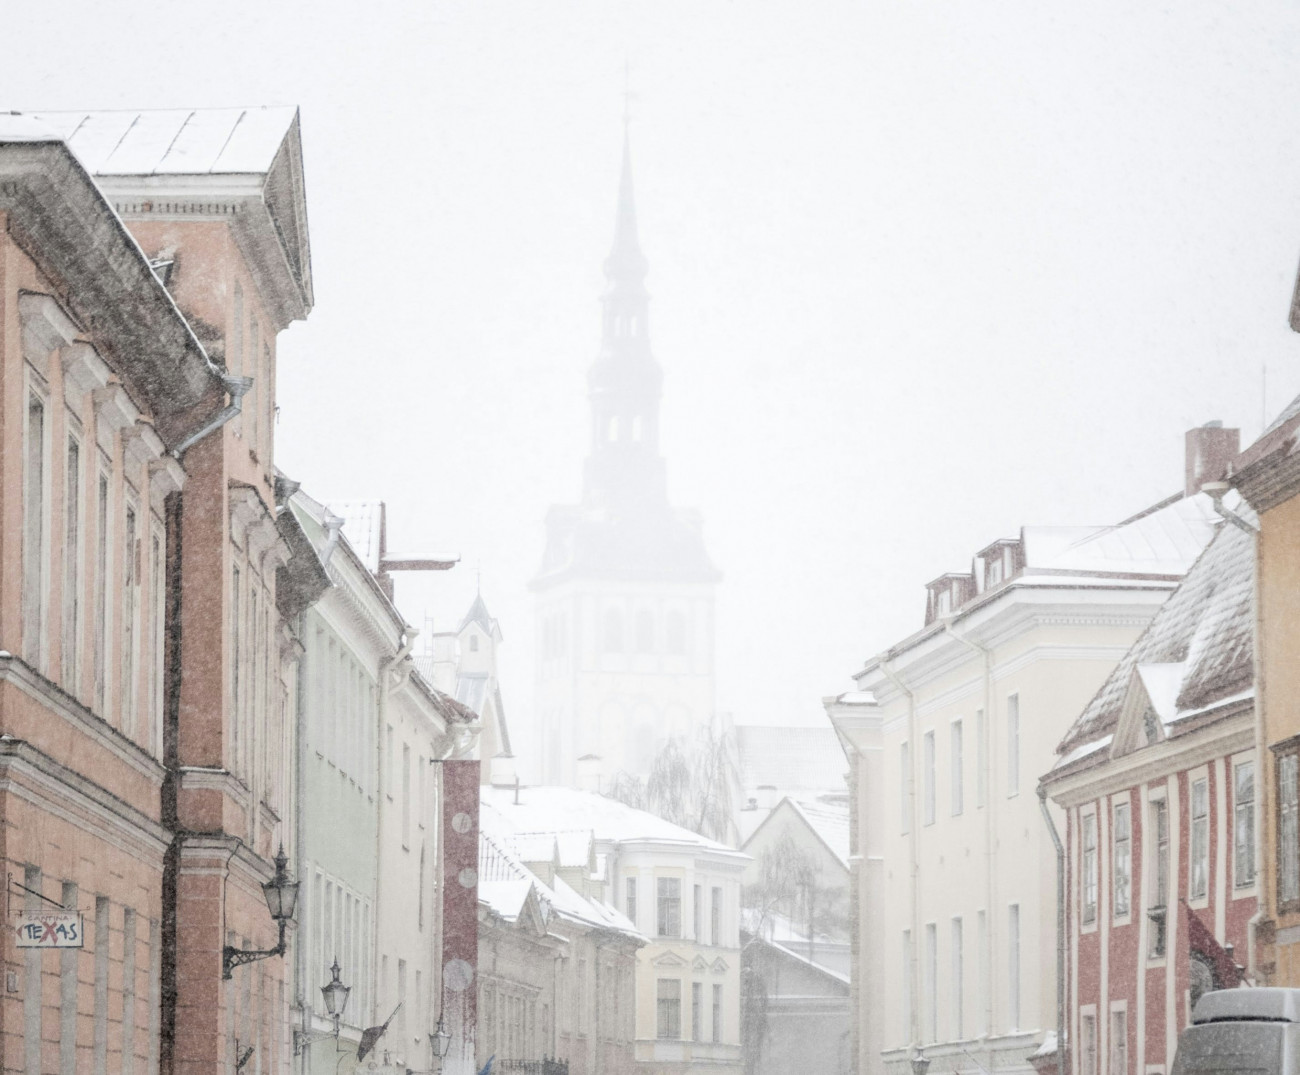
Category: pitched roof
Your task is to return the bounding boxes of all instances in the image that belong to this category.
[788,798,851,870]
[1054,510,1255,760]
[325,501,384,573]
[32,107,299,176]
[459,591,497,635]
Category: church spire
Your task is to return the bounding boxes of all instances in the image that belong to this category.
[603,131,647,287]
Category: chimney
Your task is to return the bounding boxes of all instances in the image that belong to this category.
[577,754,603,794]
[489,752,517,789]
[757,784,778,811]
[1185,421,1240,497]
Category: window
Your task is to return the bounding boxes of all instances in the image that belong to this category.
[692,982,702,1041]
[608,415,620,442]
[231,565,241,771]
[924,922,937,1041]
[923,731,936,825]
[976,709,987,808]
[657,877,681,938]
[469,635,479,653]
[1111,1008,1128,1075]
[951,917,963,1040]
[1113,801,1131,919]
[402,744,411,849]
[902,929,913,1041]
[712,983,722,1043]
[1081,811,1098,925]
[632,415,643,441]
[23,392,46,668]
[635,610,654,653]
[656,979,681,1039]
[951,720,964,816]
[122,505,137,734]
[1235,759,1256,888]
[1080,1013,1097,1075]
[666,611,685,655]
[1190,776,1209,901]
[626,877,637,926]
[603,609,623,653]
[1006,694,1020,796]
[94,473,109,715]
[901,742,912,834]
[693,885,702,940]
[977,910,988,1034]
[711,886,722,946]
[1150,797,1169,957]
[1008,903,1020,1031]
[1278,752,1299,908]
[62,437,81,690]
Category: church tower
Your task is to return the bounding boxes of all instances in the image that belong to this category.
[531,134,720,788]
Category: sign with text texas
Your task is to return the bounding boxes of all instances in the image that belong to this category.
[14,911,83,948]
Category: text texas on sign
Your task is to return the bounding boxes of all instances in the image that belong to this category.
[14,911,84,948]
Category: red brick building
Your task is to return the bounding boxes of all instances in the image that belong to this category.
[1043,510,1257,1075]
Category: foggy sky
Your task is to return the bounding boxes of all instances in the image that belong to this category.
[7,2,1300,758]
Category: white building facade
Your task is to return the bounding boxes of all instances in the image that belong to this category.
[829,447,1231,1075]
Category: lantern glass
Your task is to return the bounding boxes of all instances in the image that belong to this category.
[262,846,300,921]
[434,1019,452,1058]
[321,961,350,1018]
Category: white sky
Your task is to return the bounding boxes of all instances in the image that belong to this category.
[8,2,1300,748]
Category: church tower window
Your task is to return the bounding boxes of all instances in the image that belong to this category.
[666,612,686,655]
[608,416,620,442]
[635,611,654,653]
[604,609,624,654]
[469,635,479,653]
[632,416,643,442]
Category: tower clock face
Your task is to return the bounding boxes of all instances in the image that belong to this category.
[451,812,473,835]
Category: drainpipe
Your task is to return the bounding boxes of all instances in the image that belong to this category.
[1038,787,1066,1075]
[169,374,252,458]
[876,656,920,1051]
[318,514,345,569]
[942,618,996,1038]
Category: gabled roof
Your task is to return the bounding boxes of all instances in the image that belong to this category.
[1053,508,1256,762]
[459,591,500,637]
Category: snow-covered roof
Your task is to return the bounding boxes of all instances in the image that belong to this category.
[479,804,639,939]
[1055,509,1256,761]
[481,784,745,859]
[455,673,488,714]
[32,107,298,176]
[788,798,851,869]
[325,500,383,573]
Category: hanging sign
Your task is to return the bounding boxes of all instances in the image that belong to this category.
[14,911,83,948]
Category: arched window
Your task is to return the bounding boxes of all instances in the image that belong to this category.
[634,610,654,653]
[666,611,686,655]
[608,416,620,442]
[603,609,624,653]
[632,415,643,442]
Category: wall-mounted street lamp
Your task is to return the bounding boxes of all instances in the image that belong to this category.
[910,1048,931,1075]
[222,846,300,980]
[294,960,352,1055]
[431,1016,452,1060]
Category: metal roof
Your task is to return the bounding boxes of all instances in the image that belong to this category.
[31,107,298,176]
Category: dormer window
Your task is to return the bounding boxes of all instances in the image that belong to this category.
[937,590,951,616]
[1143,707,1159,745]
[987,559,1003,588]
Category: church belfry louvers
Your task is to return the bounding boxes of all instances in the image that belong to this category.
[531,132,720,788]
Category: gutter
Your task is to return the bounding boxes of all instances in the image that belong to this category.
[1038,786,1066,1075]
[170,373,252,459]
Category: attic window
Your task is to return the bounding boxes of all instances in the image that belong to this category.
[987,559,1003,588]
[469,636,479,653]
[1142,707,1159,745]
[937,590,951,616]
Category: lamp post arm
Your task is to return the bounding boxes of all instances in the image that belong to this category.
[222,919,288,980]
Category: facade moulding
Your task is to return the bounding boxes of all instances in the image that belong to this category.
[0,655,166,783]
[0,738,169,860]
